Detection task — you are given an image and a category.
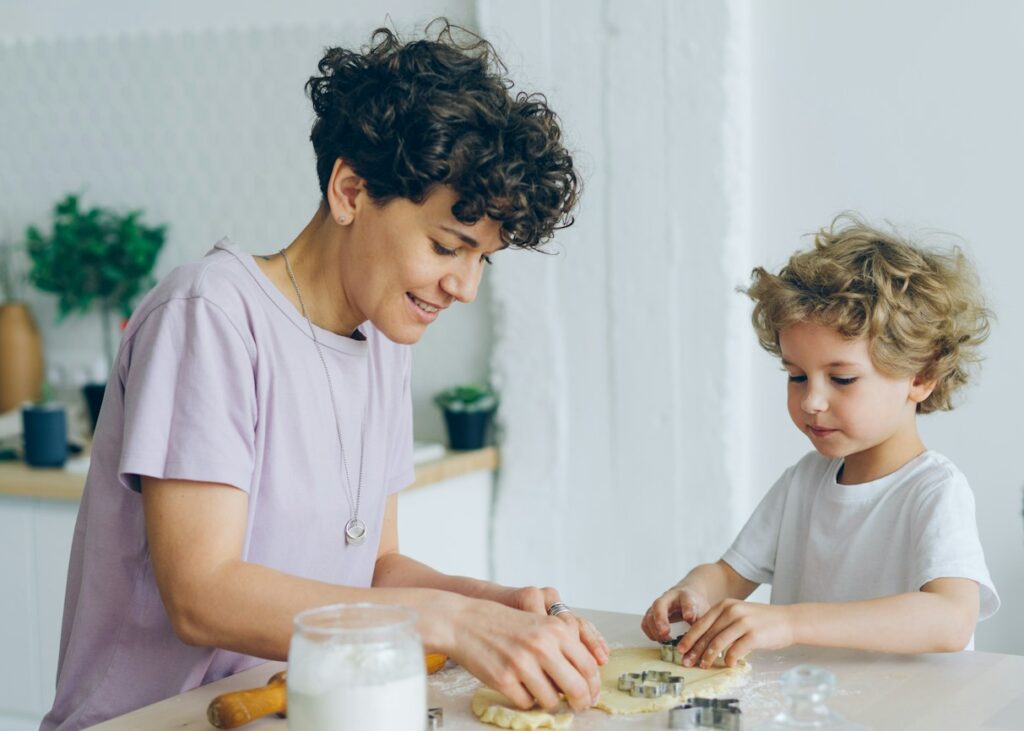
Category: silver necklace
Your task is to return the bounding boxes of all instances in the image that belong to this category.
[279,247,368,545]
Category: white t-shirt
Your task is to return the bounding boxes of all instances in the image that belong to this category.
[722,450,999,629]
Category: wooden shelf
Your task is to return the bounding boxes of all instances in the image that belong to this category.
[0,446,499,502]
[0,460,88,501]
[409,446,499,491]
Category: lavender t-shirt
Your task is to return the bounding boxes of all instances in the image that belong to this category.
[42,239,414,731]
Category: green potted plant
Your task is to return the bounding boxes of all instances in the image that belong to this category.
[434,384,498,450]
[0,239,44,411]
[26,193,166,431]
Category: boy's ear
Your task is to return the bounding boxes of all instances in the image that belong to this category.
[909,374,937,405]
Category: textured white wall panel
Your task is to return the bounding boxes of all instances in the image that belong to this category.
[479,0,752,614]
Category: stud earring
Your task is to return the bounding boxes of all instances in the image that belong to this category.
[338,215,348,224]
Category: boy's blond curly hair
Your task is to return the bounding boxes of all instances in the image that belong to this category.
[744,215,992,413]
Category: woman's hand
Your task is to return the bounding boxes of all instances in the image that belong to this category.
[433,594,602,712]
[642,585,711,641]
[676,598,796,668]
[495,585,609,666]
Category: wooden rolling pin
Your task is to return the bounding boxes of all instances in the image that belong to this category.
[207,670,286,729]
[207,654,448,729]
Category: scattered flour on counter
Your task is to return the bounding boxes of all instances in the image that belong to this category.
[722,669,863,725]
[430,665,483,696]
[732,676,784,719]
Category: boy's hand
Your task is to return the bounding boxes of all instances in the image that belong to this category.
[641,585,711,641]
[677,599,796,668]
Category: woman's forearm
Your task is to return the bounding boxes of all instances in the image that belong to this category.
[372,551,509,603]
[181,555,605,712]
[143,480,469,659]
[170,559,466,659]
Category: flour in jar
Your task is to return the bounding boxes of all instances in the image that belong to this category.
[289,675,426,731]
[287,631,426,731]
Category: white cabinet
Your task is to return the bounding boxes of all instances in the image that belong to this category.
[0,497,77,731]
[397,470,493,580]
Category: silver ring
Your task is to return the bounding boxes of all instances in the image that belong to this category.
[546,601,571,617]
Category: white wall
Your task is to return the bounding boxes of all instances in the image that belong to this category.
[0,0,487,445]
[748,0,1024,655]
[1,1,470,40]
[479,0,754,611]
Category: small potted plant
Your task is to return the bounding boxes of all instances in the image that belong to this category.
[22,383,67,468]
[434,384,498,450]
[26,193,166,431]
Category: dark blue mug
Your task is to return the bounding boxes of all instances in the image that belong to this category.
[22,403,68,467]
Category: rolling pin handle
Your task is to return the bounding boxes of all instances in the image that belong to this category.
[206,671,287,729]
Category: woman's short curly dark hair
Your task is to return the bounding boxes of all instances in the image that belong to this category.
[305,20,579,249]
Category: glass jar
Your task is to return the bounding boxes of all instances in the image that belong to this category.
[752,665,871,730]
[287,603,426,731]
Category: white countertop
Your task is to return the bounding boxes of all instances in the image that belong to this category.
[90,608,1024,730]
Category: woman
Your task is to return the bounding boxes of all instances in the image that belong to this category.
[43,21,606,731]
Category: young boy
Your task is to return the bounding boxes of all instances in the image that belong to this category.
[642,216,999,668]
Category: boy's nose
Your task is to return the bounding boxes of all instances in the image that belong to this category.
[801,385,828,414]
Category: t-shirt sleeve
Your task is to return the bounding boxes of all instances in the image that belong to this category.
[384,347,414,494]
[721,465,795,586]
[910,476,1000,621]
[118,296,257,493]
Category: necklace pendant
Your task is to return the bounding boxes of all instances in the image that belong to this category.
[345,518,367,545]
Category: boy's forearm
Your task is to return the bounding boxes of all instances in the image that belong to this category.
[677,560,757,605]
[790,591,976,653]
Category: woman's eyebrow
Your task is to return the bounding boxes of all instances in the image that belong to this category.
[439,224,509,252]
[440,225,479,248]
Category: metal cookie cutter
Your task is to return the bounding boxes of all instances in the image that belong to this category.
[427,706,444,729]
[618,671,685,699]
[644,670,672,683]
[660,635,686,665]
[618,672,643,692]
[668,704,701,730]
[668,698,741,730]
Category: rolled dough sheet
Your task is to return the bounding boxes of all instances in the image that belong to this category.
[595,646,750,714]
[470,646,750,726]
[471,688,573,729]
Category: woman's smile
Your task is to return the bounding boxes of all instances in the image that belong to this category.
[406,292,444,323]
